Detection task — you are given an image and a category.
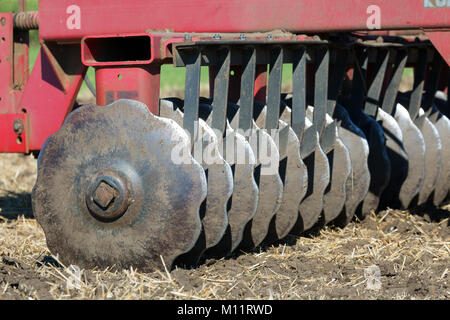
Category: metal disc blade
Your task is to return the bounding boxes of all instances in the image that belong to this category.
[358,110,391,218]
[415,109,442,205]
[160,99,232,257]
[305,106,350,225]
[231,108,284,248]
[274,121,308,239]
[393,103,425,208]
[200,102,259,256]
[223,127,259,252]
[376,108,409,209]
[332,104,370,226]
[297,114,330,231]
[254,106,308,241]
[429,106,449,205]
[32,99,207,272]
[322,113,351,224]
[247,128,283,247]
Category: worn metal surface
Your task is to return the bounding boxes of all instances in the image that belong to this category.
[182,49,201,145]
[415,109,442,205]
[238,47,257,132]
[291,47,307,140]
[357,111,391,218]
[211,48,231,134]
[322,116,351,224]
[222,122,259,252]
[230,105,283,248]
[382,49,426,209]
[32,99,207,272]
[332,104,370,226]
[321,47,353,225]
[376,108,409,209]
[280,100,330,233]
[266,47,283,130]
[275,120,308,238]
[395,52,444,206]
[85,170,132,222]
[393,103,426,208]
[253,104,307,241]
[306,107,351,225]
[297,112,330,231]
[200,102,259,255]
[348,49,391,218]
[364,48,408,209]
[0,1,448,273]
[159,99,232,261]
[282,46,335,231]
[421,56,450,205]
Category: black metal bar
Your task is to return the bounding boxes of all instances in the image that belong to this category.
[380,49,407,116]
[173,42,434,68]
[291,46,307,141]
[173,42,319,67]
[211,48,231,134]
[422,52,443,114]
[408,49,427,120]
[348,46,367,123]
[313,47,329,135]
[365,48,389,117]
[266,46,283,130]
[238,47,256,133]
[327,48,349,116]
[183,48,202,145]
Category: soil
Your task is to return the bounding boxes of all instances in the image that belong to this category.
[0,154,449,300]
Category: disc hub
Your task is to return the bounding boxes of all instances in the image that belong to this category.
[85,170,131,222]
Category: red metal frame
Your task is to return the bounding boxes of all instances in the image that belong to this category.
[20,45,86,151]
[0,13,15,114]
[38,0,450,40]
[0,0,449,153]
[95,65,160,115]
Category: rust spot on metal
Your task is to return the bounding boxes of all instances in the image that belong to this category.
[93,181,116,209]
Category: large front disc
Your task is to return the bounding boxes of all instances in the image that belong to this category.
[32,99,207,272]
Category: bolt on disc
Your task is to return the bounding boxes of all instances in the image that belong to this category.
[85,170,131,222]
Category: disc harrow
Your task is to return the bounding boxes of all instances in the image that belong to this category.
[30,35,450,272]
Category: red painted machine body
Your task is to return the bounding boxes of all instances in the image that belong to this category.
[0,0,449,153]
[38,0,450,39]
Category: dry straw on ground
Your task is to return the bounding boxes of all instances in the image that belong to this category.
[0,154,449,300]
